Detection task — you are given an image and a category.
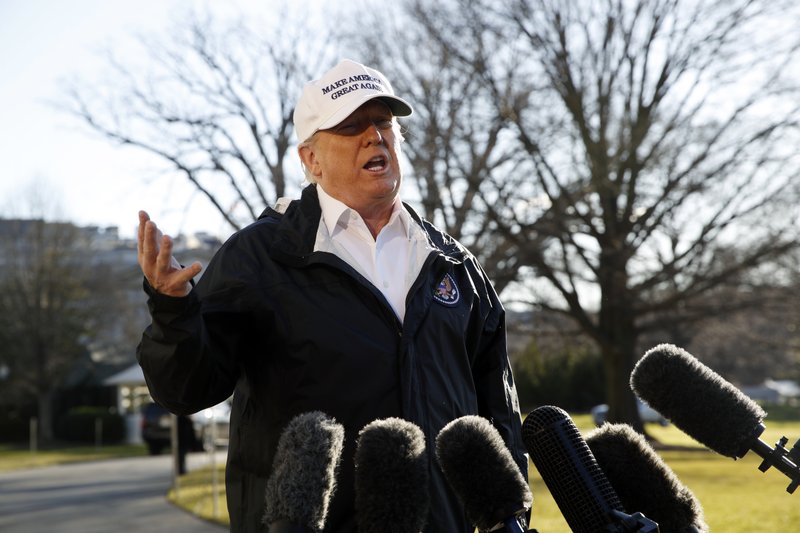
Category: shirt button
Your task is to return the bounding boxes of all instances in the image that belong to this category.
[383,281,389,289]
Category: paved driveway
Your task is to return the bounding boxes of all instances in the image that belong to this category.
[0,452,227,532]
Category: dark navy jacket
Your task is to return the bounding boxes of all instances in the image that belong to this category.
[137,184,527,532]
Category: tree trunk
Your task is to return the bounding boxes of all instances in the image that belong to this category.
[37,390,55,444]
[602,343,643,434]
[598,252,644,432]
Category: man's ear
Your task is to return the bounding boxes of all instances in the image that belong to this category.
[298,143,322,179]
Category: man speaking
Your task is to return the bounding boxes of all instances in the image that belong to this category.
[136,58,527,532]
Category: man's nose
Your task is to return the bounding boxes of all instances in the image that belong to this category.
[364,122,383,145]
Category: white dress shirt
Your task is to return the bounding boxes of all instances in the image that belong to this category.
[314,186,432,323]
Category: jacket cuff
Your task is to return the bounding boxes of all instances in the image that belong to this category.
[142,277,197,314]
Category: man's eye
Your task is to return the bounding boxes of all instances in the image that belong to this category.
[335,123,358,134]
[376,119,393,129]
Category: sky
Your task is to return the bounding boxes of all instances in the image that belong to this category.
[0,0,301,239]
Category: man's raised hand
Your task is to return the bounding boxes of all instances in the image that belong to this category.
[137,211,202,297]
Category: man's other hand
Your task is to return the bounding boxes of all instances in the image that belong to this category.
[137,210,202,297]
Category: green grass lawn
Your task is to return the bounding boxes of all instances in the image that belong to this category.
[167,463,229,524]
[0,443,147,472]
[530,450,800,531]
[5,417,800,531]
[167,416,800,531]
[531,415,800,531]
[172,448,800,531]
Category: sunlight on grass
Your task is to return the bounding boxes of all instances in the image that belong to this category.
[0,444,147,472]
[169,420,800,532]
[7,417,800,532]
[529,420,800,532]
[168,464,229,526]
[666,452,800,531]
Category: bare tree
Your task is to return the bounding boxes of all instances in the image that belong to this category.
[375,0,800,430]
[61,6,338,231]
[57,0,800,432]
[345,1,535,293]
[0,217,99,443]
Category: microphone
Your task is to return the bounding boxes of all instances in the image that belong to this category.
[631,343,800,493]
[522,405,658,533]
[586,423,708,532]
[354,417,430,533]
[435,415,532,533]
[263,411,345,533]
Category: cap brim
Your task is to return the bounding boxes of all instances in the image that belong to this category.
[317,94,413,132]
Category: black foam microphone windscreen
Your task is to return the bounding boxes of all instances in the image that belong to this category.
[435,415,532,532]
[630,343,766,458]
[631,343,800,494]
[436,415,533,531]
[522,405,625,533]
[354,417,430,533]
[263,411,344,533]
[586,423,708,532]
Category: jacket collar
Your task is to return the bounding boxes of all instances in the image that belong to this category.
[265,184,465,265]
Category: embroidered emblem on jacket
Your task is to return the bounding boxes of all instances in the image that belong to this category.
[434,273,460,306]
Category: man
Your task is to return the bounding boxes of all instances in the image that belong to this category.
[137,59,527,532]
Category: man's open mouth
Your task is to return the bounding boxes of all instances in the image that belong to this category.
[364,156,387,171]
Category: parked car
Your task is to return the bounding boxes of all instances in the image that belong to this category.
[140,402,204,456]
[590,399,669,427]
[140,402,174,456]
[191,399,231,451]
[141,399,231,455]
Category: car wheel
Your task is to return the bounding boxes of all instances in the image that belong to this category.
[147,442,164,456]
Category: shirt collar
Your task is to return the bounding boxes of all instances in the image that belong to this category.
[316,184,412,238]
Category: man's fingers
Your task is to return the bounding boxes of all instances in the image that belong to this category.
[137,211,150,242]
[157,234,175,273]
[172,262,202,285]
[135,213,202,296]
[140,221,156,258]
[155,261,202,297]
[137,212,150,260]
[183,261,203,280]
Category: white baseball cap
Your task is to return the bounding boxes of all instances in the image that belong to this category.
[293,59,413,142]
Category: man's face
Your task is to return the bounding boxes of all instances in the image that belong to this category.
[300,100,403,215]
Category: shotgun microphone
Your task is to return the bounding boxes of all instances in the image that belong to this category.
[435,415,532,532]
[523,405,658,533]
[631,343,800,493]
[354,417,430,533]
[263,411,344,533]
[586,423,708,532]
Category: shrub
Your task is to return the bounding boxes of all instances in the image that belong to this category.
[759,402,800,421]
[56,406,125,444]
[513,341,605,412]
[0,404,36,443]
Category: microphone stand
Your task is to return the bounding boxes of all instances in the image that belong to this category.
[499,512,532,532]
[523,510,658,533]
[607,509,659,532]
[745,423,800,493]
